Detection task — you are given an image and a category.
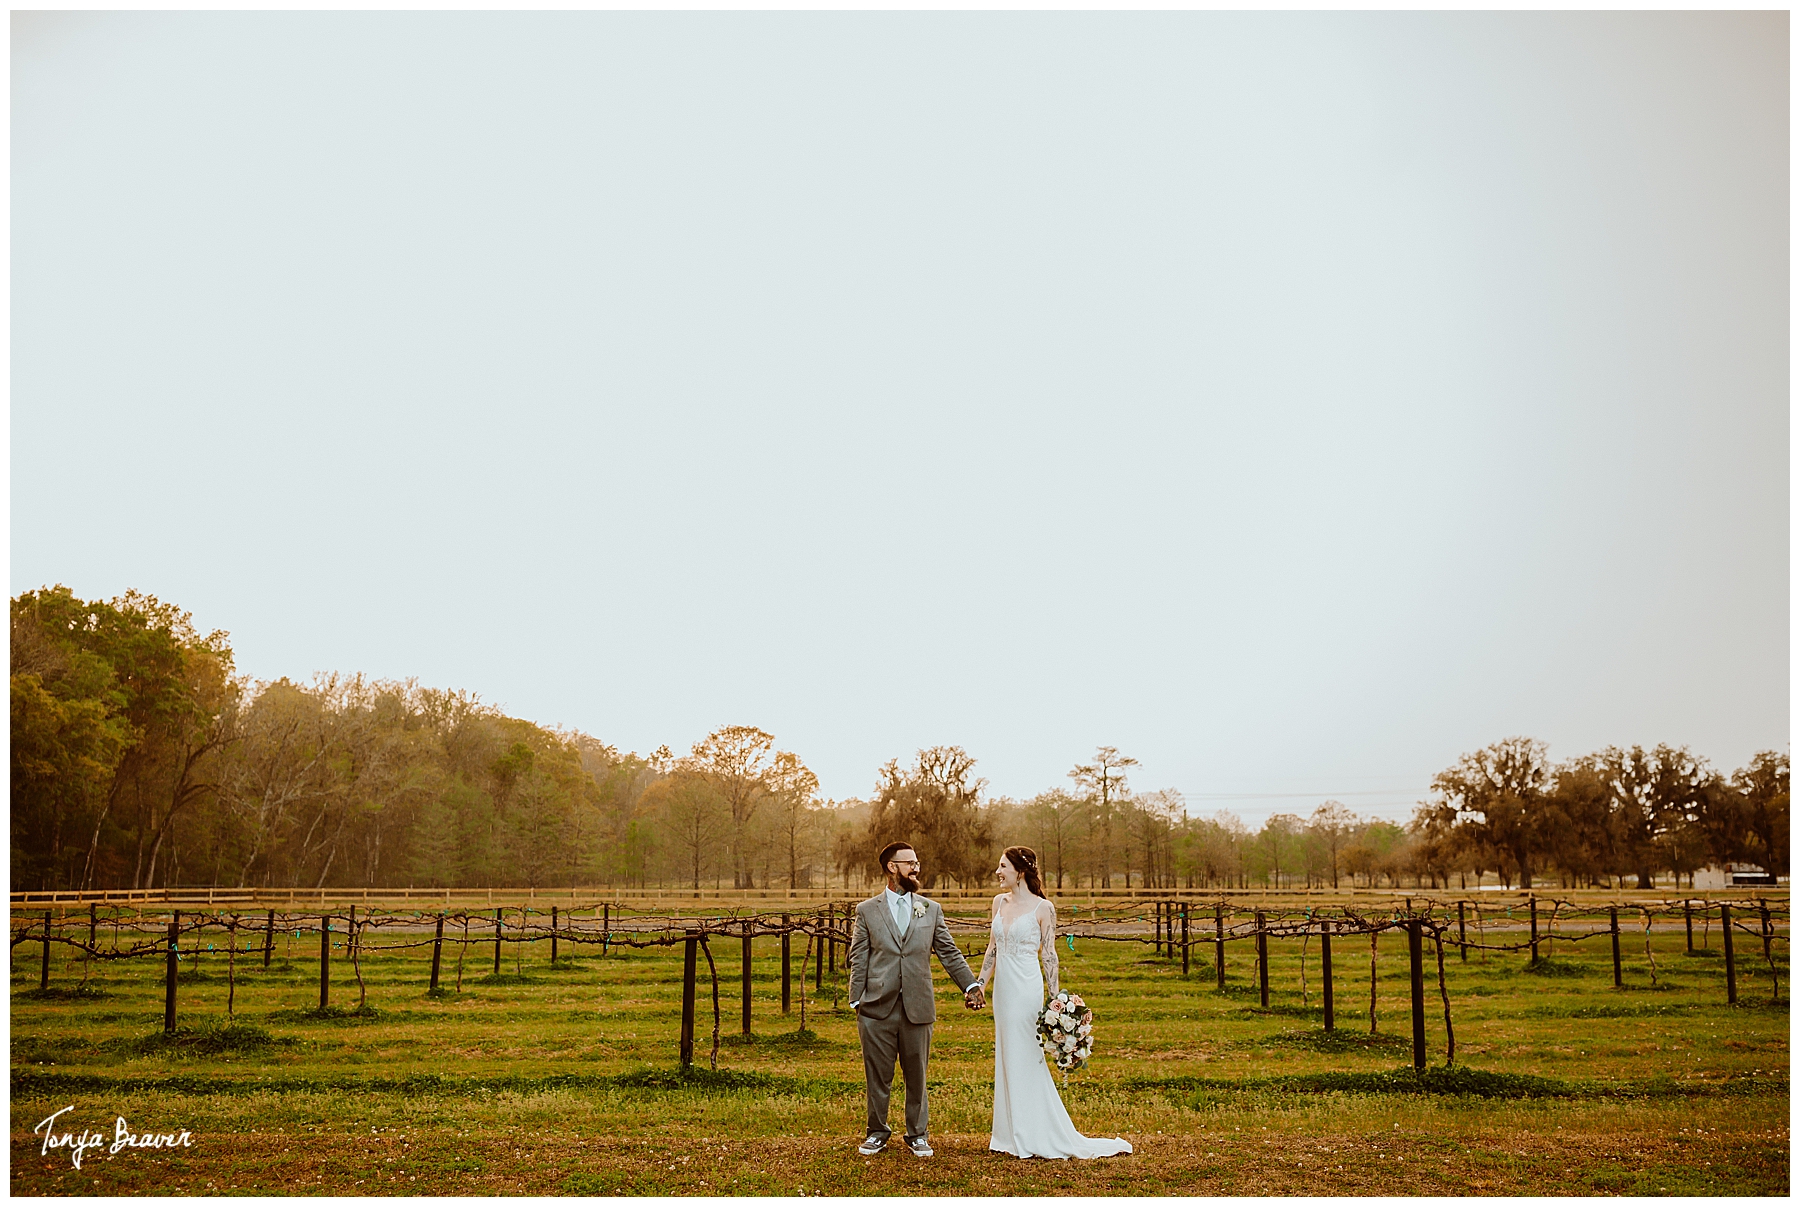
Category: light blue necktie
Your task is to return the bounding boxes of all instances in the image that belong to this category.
[892,892,910,937]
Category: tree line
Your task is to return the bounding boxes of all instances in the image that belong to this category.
[11,587,1787,894]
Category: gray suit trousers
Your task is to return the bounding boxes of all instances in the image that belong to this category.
[857,1007,932,1140]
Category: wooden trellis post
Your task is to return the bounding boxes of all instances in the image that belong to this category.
[1685,901,1695,953]
[492,909,503,975]
[40,910,53,991]
[551,906,559,966]
[1255,911,1269,1008]
[741,922,753,1036]
[1407,919,1425,1070]
[1620,906,1634,992]
[430,915,445,992]
[602,904,610,957]
[1457,902,1467,962]
[1721,903,1737,1004]
[164,911,179,1034]
[1760,902,1772,965]
[1180,902,1190,976]
[1529,896,1540,964]
[88,903,97,957]
[814,910,824,991]
[1154,902,1163,956]
[320,914,332,1011]
[1321,919,1335,1032]
[264,909,275,968]
[1369,927,1379,1035]
[1215,903,1226,989]
[679,930,699,1068]
[781,913,792,1014]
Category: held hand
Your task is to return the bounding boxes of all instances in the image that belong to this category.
[964,984,986,1011]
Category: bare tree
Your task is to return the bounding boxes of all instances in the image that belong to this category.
[1130,789,1186,889]
[768,751,823,889]
[641,772,728,889]
[1025,789,1081,888]
[687,726,778,889]
[1069,747,1138,889]
[1308,801,1358,890]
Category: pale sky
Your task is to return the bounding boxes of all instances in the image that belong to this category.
[11,11,1788,827]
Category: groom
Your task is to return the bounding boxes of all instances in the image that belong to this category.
[847,840,984,1157]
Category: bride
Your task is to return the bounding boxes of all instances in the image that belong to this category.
[972,846,1133,1160]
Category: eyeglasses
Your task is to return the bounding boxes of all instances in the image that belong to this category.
[889,859,921,869]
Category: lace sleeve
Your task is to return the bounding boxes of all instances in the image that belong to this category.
[976,895,1000,989]
[1038,898,1060,997]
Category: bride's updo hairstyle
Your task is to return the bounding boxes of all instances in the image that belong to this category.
[1002,846,1047,898]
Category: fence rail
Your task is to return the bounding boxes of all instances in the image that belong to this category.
[13,883,1784,907]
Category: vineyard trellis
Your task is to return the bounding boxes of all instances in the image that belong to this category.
[11,894,1788,1073]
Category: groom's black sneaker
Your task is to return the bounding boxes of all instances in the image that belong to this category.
[858,1134,888,1156]
[905,1136,934,1157]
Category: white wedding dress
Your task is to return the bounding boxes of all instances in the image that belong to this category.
[979,894,1133,1159]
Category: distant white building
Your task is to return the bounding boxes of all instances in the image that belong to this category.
[1690,863,1783,890]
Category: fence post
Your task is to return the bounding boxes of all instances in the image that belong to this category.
[781,913,792,1014]
[1407,919,1425,1070]
[320,914,332,1011]
[1181,902,1190,976]
[492,909,503,975]
[264,909,275,968]
[680,929,699,1068]
[1457,902,1467,962]
[1529,896,1539,964]
[1620,906,1634,992]
[1215,903,1226,989]
[430,915,445,992]
[164,911,179,1034]
[1721,903,1737,1005]
[741,922,753,1036]
[40,910,53,991]
[1685,901,1694,953]
[551,906,559,966]
[1255,910,1269,1009]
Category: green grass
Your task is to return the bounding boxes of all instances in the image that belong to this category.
[10,907,1787,1195]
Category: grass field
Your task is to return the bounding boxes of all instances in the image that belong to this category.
[10,901,1789,1196]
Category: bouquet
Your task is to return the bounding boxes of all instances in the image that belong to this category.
[1037,990,1094,1075]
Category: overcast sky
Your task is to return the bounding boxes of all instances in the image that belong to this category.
[11,11,1788,826]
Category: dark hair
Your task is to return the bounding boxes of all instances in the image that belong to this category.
[877,840,917,871]
[1001,846,1046,898]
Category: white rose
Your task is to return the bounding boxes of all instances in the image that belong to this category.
[1062,1035,1077,1051]
[1062,1015,1077,1032]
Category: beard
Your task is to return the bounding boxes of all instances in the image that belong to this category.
[897,873,921,895]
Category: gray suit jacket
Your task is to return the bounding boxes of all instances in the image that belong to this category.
[848,891,977,1025]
